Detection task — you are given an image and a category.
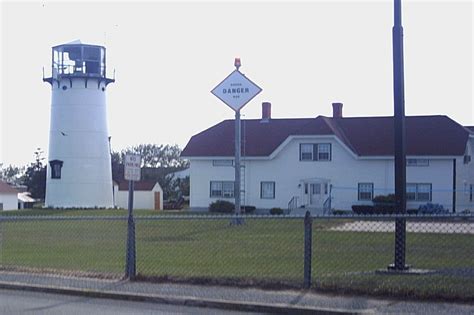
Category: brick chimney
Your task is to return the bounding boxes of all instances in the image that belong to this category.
[332,102,343,118]
[261,102,271,122]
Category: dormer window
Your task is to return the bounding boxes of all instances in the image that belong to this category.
[300,143,332,161]
[300,144,313,160]
[49,160,63,179]
[318,144,331,160]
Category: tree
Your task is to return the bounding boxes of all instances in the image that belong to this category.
[161,173,179,200]
[122,144,189,168]
[110,151,123,181]
[111,143,189,199]
[22,148,46,200]
[176,176,190,197]
[0,164,25,185]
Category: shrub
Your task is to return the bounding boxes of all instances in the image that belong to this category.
[242,205,256,214]
[209,200,235,213]
[351,205,374,214]
[270,207,284,215]
[418,203,448,214]
[331,209,352,215]
[372,194,396,214]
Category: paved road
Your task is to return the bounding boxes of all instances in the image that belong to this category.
[1,273,474,314]
[0,289,256,315]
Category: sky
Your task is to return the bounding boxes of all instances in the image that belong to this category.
[1,0,473,167]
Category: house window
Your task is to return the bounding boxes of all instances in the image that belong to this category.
[407,183,432,201]
[261,181,275,199]
[212,160,234,167]
[210,181,234,198]
[417,184,431,201]
[312,183,321,194]
[358,183,374,201]
[299,143,331,161]
[300,144,313,161]
[222,182,234,198]
[49,160,63,179]
[407,159,429,167]
[406,184,417,201]
[318,144,331,161]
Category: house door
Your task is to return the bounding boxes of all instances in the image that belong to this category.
[309,183,324,207]
[154,192,161,210]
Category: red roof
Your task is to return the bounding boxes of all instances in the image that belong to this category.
[181,115,469,157]
[0,180,18,194]
[116,180,158,191]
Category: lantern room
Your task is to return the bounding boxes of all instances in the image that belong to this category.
[51,40,106,79]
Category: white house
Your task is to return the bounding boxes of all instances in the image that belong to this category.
[181,102,474,213]
[113,180,163,210]
[0,180,18,211]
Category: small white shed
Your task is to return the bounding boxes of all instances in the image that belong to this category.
[113,180,163,210]
[18,192,36,209]
[0,180,19,211]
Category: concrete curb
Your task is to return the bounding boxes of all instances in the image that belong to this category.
[0,281,374,314]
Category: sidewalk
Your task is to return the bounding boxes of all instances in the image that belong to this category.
[0,272,473,314]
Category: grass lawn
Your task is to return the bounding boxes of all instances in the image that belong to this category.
[313,230,474,301]
[0,210,472,300]
[0,208,192,217]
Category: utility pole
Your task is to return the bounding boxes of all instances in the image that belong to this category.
[390,0,409,271]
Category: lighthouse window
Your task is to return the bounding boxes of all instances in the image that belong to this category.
[62,85,67,90]
[49,160,64,179]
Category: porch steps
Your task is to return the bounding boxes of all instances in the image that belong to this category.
[290,207,325,216]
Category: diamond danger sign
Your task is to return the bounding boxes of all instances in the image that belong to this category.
[211,70,262,112]
[124,154,141,181]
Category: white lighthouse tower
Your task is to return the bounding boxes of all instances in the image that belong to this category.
[43,40,114,208]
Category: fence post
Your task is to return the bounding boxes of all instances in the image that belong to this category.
[304,210,312,289]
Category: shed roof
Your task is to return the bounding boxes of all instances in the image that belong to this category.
[18,192,35,203]
[0,181,18,194]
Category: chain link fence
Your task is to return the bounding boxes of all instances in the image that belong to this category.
[0,216,127,277]
[0,213,472,300]
[310,215,474,300]
[135,216,303,287]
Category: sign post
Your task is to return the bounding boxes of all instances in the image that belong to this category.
[211,58,262,218]
[124,154,141,279]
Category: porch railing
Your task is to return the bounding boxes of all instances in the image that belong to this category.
[322,196,332,214]
[288,196,298,214]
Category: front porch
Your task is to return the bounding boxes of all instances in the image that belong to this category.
[288,178,332,214]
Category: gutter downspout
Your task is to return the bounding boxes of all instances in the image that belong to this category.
[452,159,456,213]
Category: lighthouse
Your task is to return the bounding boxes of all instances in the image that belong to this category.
[43,40,114,208]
